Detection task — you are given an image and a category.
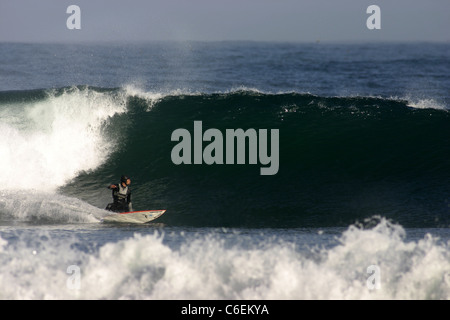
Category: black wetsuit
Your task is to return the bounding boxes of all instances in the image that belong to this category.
[105,183,131,213]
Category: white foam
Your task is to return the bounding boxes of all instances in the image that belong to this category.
[394,94,448,110]
[406,98,447,111]
[0,87,127,191]
[123,84,201,111]
[0,219,448,299]
[0,190,103,223]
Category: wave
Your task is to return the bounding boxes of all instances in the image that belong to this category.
[0,218,448,299]
[1,86,449,227]
[0,86,127,191]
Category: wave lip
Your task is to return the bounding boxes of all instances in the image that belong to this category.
[0,86,127,191]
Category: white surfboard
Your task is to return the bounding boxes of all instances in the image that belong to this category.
[102,209,166,224]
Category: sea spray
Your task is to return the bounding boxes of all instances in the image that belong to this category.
[0,190,103,223]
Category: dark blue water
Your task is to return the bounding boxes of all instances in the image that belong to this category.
[1,42,449,101]
[0,42,449,299]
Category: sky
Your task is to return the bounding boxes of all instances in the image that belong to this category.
[0,0,449,43]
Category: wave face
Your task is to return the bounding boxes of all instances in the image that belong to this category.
[1,86,449,227]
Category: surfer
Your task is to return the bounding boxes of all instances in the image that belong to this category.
[105,175,132,213]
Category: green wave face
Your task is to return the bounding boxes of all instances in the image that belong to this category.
[1,87,449,227]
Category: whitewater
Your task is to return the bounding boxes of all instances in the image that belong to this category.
[0,219,449,299]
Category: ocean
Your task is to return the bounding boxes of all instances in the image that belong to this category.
[0,41,449,301]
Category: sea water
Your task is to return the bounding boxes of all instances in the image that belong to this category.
[0,42,449,300]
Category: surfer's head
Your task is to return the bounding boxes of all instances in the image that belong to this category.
[121,175,131,187]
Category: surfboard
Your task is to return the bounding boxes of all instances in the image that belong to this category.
[102,209,166,224]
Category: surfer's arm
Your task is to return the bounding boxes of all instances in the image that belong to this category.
[127,191,132,211]
[108,184,118,190]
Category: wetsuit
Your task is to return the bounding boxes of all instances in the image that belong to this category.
[105,183,132,213]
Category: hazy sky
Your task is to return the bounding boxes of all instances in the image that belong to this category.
[0,0,449,43]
